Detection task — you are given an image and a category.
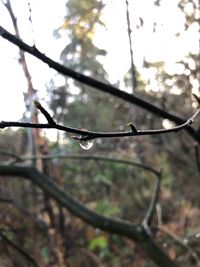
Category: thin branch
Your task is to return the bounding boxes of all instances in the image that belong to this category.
[0,149,160,176]
[157,225,200,266]
[125,0,137,91]
[0,26,199,143]
[27,0,35,46]
[0,149,21,161]
[0,231,40,267]
[0,164,177,267]
[34,100,55,125]
[143,170,162,227]
[0,104,200,141]
[1,0,40,164]
[156,205,200,266]
[0,197,13,203]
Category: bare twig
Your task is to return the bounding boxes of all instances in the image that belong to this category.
[0,149,21,161]
[157,225,200,266]
[0,26,199,143]
[156,204,200,266]
[0,105,200,141]
[0,197,13,203]
[27,0,35,46]
[125,0,137,91]
[143,170,162,228]
[1,0,41,165]
[34,100,55,125]
[0,231,40,267]
[0,150,160,176]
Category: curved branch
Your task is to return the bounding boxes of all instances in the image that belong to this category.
[0,149,160,176]
[143,170,162,227]
[0,105,199,141]
[0,164,177,267]
[0,26,198,143]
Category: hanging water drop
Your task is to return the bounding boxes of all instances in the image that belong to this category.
[195,232,200,238]
[79,139,94,150]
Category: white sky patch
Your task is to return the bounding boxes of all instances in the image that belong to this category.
[0,0,199,121]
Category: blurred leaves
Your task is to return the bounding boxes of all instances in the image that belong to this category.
[95,201,121,217]
[88,235,108,251]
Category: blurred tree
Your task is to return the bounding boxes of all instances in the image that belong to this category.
[137,0,200,200]
[49,0,114,132]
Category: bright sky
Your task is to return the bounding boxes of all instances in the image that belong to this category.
[0,0,199,121]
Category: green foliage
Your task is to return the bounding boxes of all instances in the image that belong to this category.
[94,174,112,186]
[88,235,116,262]
[1,230,14,241]
[40,246,49,260]
[88,235,108,251]
[95,200,121,217]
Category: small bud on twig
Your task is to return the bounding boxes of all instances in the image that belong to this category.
[127,122,137,133]
[34,100,55,125]
[33,100,41,109]
[71,135,81,140]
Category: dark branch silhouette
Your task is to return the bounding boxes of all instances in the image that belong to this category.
[0,26,199,143]
[0,164,177,267]
[0,149,160,176]
[0,231,40,267]
[143,170,162,227]
[0,101,199,142]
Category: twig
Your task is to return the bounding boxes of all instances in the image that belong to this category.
[27,0,35,46]
[34,100,55,125]
[157,225,200,266]
[143,170,162,228]
[0,231,40,267]
[0,151,160,176]
[1,0,40,165]
[125,0,137,91]
[0,197,13,203]
[0,26,199,144]
[0,149,21,161]
[156,205,200,266]
[0,103,200,141]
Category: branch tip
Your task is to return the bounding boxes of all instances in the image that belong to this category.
[127,122,137,133]
[33,101,55,125]
[33,100,41,109]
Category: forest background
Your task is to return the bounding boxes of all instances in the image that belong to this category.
[0,0,200,266]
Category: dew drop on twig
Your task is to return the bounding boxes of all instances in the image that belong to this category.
[163,242,168,248]
[79,139,94,150]
[195,232,200,238]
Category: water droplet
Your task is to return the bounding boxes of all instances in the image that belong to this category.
[195,232,200,238]
[79,139,94,150]
[163,243,168,248]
